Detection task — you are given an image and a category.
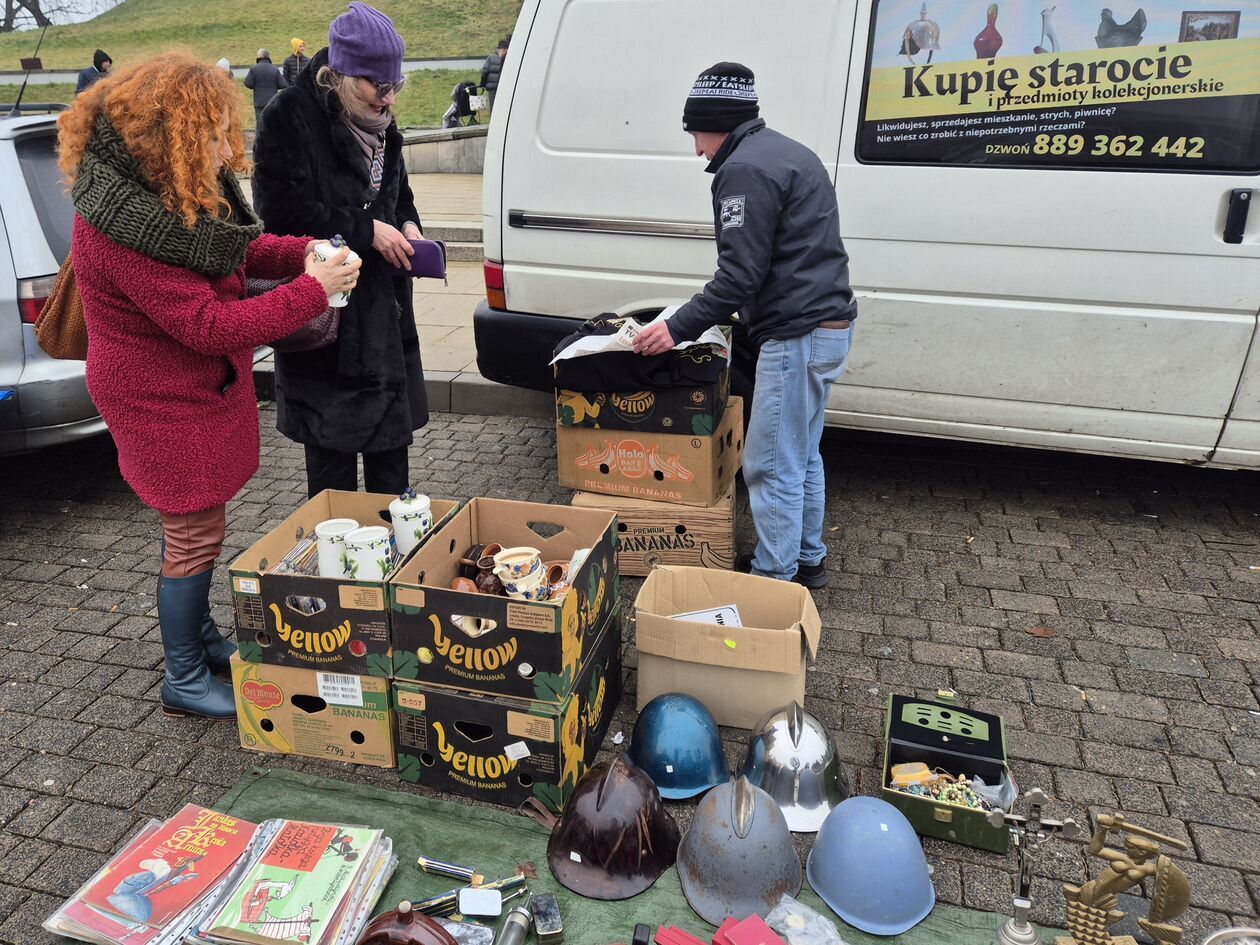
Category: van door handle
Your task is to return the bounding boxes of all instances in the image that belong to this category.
[1224,189,1252,244]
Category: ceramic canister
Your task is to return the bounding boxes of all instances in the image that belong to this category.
[390,493,433,557]
[314,518,359,579]
[312,241,362,308]
[343,525,393,581]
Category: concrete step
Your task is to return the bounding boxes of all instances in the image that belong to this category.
[424,220,482,243]
[445,241,484,262]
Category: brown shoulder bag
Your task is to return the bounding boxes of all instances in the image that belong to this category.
[34,253,89,361]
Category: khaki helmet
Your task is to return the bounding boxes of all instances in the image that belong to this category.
[547,755,681,900]
[740,702,849,832]
[677,776,802,925]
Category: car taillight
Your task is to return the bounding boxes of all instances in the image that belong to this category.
[484,260,506,311]
[18,274,57,325]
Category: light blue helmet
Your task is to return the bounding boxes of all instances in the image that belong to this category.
[806,796,935,936]
[629,693,729,799]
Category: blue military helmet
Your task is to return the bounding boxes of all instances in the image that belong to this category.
[628,693,730,799]
[806,796,935,936]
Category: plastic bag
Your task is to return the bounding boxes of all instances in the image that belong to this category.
[765,894,850,945]
[970,769,1018,812]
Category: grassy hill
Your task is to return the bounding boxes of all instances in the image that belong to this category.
[0,0,519,70]
[14,68,474,128]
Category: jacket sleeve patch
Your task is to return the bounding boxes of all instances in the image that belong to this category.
[719,195,746,229]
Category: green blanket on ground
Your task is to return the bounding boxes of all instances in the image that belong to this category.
[216,767,1042,945]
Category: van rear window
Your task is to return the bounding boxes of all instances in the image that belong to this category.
[857,0,1260,171]
[17,131,74,262]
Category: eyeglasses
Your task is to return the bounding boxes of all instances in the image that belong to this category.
[367,78,406,97]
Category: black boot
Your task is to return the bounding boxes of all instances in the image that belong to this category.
[159,570,236,720]
[197,566,238,675]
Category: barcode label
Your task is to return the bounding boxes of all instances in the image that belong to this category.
[317,672,363,707]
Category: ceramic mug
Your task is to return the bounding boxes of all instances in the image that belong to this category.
[315,518,359,579]
[449,577,478,594]
[500,561,546,596]
[494,546,542,582]
[505,567,550,602]
[390,493,433,557]
[343,525,393,581]
[474,570,505,596]
[312,241,362,308]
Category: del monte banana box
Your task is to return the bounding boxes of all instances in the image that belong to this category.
[557,397,743,507]
[229,490,459,677]
[231,655,395,768]
[394,606,622,811]
[389,498,619,699]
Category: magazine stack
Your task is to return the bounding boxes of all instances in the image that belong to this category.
[44,805,395,945]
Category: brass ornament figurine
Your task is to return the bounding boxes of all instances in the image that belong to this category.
[1060,813,1191,945]
[988,788,1080,945]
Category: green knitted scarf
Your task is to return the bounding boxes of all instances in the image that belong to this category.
[71,115,262,278]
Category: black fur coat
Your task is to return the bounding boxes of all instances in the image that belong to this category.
[252,48,428,454]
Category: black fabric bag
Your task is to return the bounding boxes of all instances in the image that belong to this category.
[551,313,728,393]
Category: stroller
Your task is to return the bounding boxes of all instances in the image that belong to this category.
[443,80,484,128]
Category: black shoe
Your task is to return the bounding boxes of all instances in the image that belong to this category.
[736,554,754,573]
[794,558,829,589]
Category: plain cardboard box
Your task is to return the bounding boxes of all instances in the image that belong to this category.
[556,397,743,507]
[395,606,622,811]
[390,498,619,700]
[229,490,459,677]
[555,361,730,435]
[634,565,821,729]
[572,487,735,576]
[231,654,395,768]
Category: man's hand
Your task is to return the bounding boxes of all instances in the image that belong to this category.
[633,321,676,357]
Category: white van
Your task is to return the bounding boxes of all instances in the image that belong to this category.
[473,0,1260,468]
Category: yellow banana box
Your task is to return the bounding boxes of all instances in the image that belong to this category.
[393,606,622,812]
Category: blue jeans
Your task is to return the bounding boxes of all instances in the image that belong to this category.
[744,325,853,581]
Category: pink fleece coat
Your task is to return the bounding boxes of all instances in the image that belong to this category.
[74,217,330,514]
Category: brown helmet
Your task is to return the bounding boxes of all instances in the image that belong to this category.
[547,755,681,900]
[358,901,459,945]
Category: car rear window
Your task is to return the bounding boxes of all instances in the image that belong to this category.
[16,131,73,263]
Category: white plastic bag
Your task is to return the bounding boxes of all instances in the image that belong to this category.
[765,894,850,945]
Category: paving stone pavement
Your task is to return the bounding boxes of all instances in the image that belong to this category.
[2,414,1260,944]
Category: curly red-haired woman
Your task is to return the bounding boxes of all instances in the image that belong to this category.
[59,53,362,720]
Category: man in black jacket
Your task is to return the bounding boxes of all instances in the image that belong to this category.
[76,49,111,94]
[243,49,287,125]
[634,62,857,589]
[479,37,508,109]
[283,38,309,86]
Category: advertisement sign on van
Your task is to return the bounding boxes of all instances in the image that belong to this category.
[860,0,1260,170]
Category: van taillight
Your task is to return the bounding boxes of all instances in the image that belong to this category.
[17,274,56,325]
[484,260,506,311]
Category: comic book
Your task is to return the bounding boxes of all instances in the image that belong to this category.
[44,820,166,945]
[78,805,258,931]
[200,821,383,945]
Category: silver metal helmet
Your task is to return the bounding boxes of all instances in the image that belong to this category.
[739,702,849,833]
[677,776,802,926]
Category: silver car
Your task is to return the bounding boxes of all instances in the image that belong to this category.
[0,106,105,453]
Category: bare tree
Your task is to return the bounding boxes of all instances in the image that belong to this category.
[1,0,121,33]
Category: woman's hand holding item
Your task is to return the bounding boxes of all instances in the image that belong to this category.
[305,245,362,297]
[373,219,415,269]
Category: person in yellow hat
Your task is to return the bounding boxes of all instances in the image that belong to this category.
[283,38,308,85]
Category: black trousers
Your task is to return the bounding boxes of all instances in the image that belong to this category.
[304,445,409,497]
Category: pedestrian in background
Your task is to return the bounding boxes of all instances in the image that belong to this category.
[76,49,111,94]
[216,57,232,73]
[283,37,309,85]
[634,62,857,589]
[243,47,287,125]
[480,36,507,109]
[57,53,360,719]
[252,2,429,497]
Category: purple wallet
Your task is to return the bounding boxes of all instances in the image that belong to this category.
[403,238,448,282]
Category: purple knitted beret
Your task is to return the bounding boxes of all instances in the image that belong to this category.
[328,2,405,83]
